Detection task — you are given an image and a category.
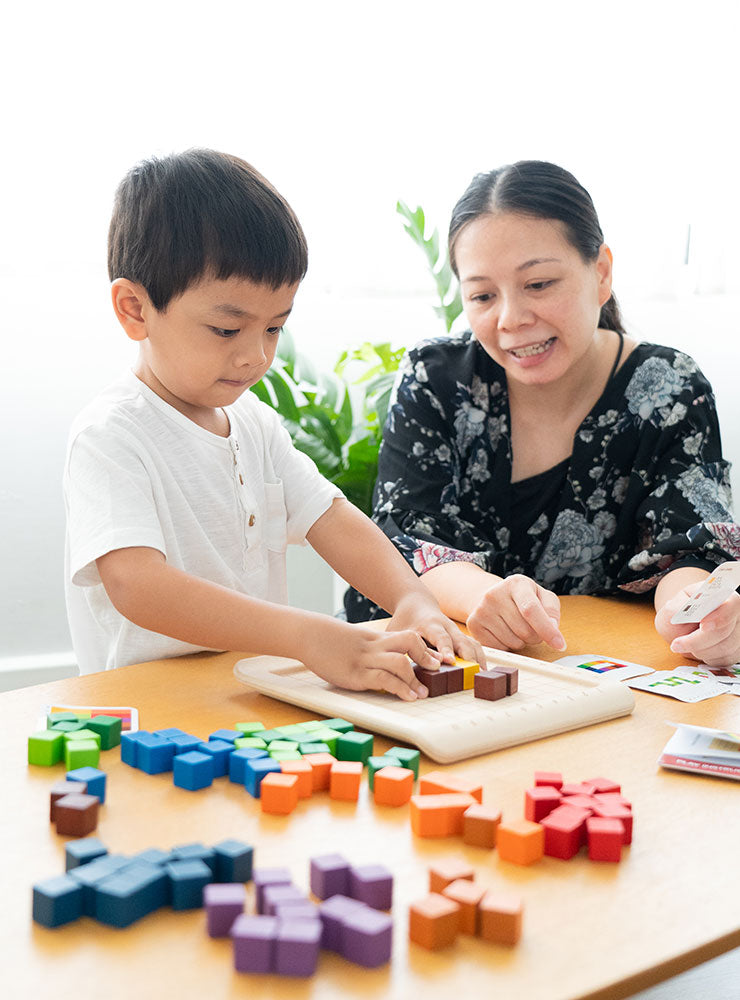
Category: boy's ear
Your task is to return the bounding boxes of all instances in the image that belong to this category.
[111,279,151,342]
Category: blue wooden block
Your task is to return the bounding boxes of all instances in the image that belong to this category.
[166,859,212,910]
[229,747,269,784]
[213,839,254,883]
[171,842,217,876]
[136,733,176,774]
[244,757,282,798]
[209,728,242,744]
[120,730,151,766]
[152,727,186,738]
[95,862,169,926]
[130,847,173,866]
[172,750,214,791]
[67,766,107,804]
[32,874,84,927]
[68,855,130,915]
[167,733,202,754]
[65,836,108,871]
[195,739,233,778]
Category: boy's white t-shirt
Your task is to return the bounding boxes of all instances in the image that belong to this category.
[64,371,343,674]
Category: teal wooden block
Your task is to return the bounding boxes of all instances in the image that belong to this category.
[386,746,420,779]
[28,730,64,766]
[367,755,402,791]
[321,718,354,733]
[310,728,343,754]
[298,742,331,755]
[51,720,88,733]
[65,740,101,769]
[335,731,374,764]
[47,712,79,728]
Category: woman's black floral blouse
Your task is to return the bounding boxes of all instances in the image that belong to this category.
[345,332,740,622]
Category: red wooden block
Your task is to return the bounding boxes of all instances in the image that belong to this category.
[587,817,624,861]
[54,793,99,836]
[584,776,621,794]
[560,782,594,796]
[474,670,507,701]
[534,770,563,789]
[561,794,598,814]
[593,792,632,810]
[524,786,562,821]
[591,802,633,844]
[540,805,590,859]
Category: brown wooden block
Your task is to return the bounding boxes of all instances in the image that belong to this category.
[439,666,464,693]
[463,804,502,848]
[54,793,99,837]
[408,892,461,949]
[474,670,507,701]
[50,780,86,822]
[479,890,523,945]
[428,858,475,893]
[441,879,487,935]
[494,664,519,694]
[412,665,447,698]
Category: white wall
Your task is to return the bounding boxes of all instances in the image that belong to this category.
[2,0,738,684]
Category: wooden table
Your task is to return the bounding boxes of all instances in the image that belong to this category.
[3,596,739,1000]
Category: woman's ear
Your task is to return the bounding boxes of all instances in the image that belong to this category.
[596,245,614,306]
[111,279,150,342]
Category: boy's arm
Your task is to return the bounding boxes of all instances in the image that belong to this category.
[306,499,485,665]
[96,546,439,700]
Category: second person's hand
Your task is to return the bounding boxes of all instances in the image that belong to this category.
[465,573,566,652]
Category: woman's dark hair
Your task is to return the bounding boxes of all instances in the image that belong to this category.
[108,148,308,311]
[448,160,625,335]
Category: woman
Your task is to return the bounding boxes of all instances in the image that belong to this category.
[346,161,740,666]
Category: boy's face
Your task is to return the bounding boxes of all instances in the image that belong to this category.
[132,275,298,428]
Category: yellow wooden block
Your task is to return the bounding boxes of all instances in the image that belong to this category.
[455,656,482,690]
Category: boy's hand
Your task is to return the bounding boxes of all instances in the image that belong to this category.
[655,583,740,667]
[386,591,487,669]
[301,624,444,701]
[464,574,566,652]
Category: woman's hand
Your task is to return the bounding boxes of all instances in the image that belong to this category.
[655,583,740,667]
[465,574,566,652]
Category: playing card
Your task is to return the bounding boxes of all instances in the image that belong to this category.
[627,670,727,702]
[670,561,740,624]
[555,653,653,682]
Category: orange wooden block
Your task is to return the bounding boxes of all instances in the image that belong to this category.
[373,766,414,806]
[428,858,475,893]
[280,759,313,799]
[408,892,461,949]
[479,890,523,945]
[441,879,486,935]
[329,761,363,801]
[302,752,335,791]
[496,819,544,865]
[462,804,502,848]
[260,772,299,815]
[410,793,477,837]
[419,770,483,803]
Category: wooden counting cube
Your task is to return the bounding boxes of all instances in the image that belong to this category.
[410,793,477,837]
[524,786,562,822]
[419,770,483,803]
[408,893,461,949]
[260,772,299,815]
[540,805,590,860]
[534,770,563,789]
[494,664,519,695]
[441,879,486,934]
[496,819,544,865]
[54,793,100,837]
[474,670,508,701]
[302,752,335,791]
[329,761,363,801]
[591,801,633,844]
[479,891,523,945]
[463,804,502,848]
[455,656,482,690]
[412,665,447,697]
[279,759,313,798]
[373,766,414,806]
[587,817,624,862]
[50,780,86,822]
[428,858,475,894]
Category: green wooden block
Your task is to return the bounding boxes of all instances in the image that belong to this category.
[234,721,265,735]
[274,725,306,739]
[47,712,79,728]
[63,728,101,747]
[310,728,343,754]
[367,755,402,791]
[296,720,324,732]
[234,736,267,750]
[267,740,299,753]
[335,731,374,764]
[321,718,354,733]
[269,750,302,762]
[386,746,420,779]
[64,740,101,770]
[258,729,286,744]
[86,716,122,750]
[28,730,64,766]
[298,742,331,755]
[51,720,88,733]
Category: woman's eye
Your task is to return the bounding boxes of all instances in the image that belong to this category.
[211,327,240,338]
[471,293,494,303]
[527,280,555,291]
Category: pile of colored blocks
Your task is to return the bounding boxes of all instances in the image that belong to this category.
[50,766,107,836]
[223,854,394,975]
[409,768,632,864]
[412,657,519,702]
[121,719,420,815]
[28,712,122,769]
[409,859,523,949]
[32,837,253,928]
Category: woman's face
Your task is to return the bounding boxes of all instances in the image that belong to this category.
[454,212,613,388]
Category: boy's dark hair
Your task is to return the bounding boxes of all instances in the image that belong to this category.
[449,160,625,337]
[108,148,308,310]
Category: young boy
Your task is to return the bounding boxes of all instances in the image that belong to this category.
[64,148,481,699]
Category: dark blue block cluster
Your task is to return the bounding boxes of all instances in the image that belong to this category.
[65,836,108,871]
[32,874,84,927]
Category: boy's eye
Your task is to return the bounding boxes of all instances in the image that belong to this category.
[210,327,240,338]
[266,326,283,336]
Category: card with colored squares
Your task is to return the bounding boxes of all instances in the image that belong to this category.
[37,703,139,732]
[555,654,654,683]
[233,648,635,763]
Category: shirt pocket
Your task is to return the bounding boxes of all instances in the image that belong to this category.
[263,480,288,553]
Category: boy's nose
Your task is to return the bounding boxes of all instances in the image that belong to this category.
[235,339,267,367]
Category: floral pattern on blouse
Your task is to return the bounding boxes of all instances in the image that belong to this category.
[345,332,739,622]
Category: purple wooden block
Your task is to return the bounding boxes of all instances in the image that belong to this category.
[275,919,322,976]
[318,894,367,952]
[341,907,393,967]
[262,883,304,916]
[204,883,246,937]
[231,914,278,973]
[309,852,351,900]
[252,867,292,914]
[348,863,393,910]
[273,900,320,921]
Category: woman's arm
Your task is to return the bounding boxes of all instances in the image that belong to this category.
[654,565,740,667]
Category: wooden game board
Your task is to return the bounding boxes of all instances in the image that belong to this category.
[233,647,635,763]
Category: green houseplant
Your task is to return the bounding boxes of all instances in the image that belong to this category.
[250,202,463,515]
